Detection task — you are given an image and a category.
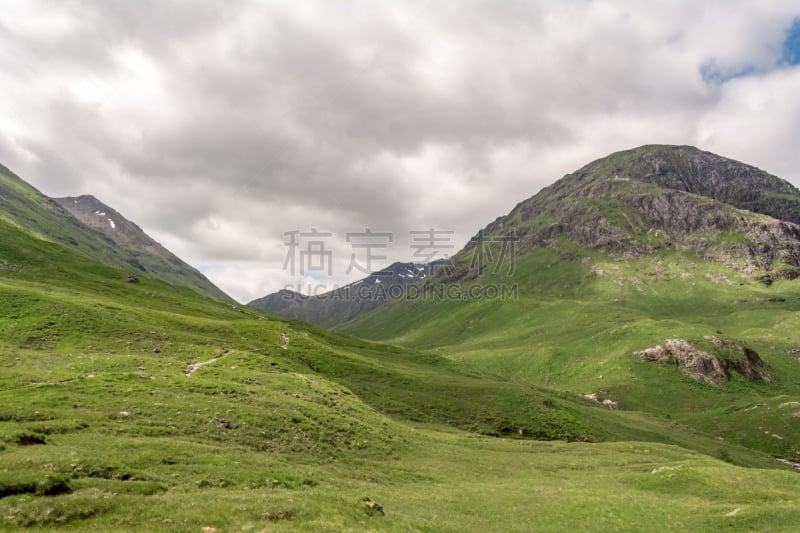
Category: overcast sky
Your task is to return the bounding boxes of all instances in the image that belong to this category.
[1,1,800,303]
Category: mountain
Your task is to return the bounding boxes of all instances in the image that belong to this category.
[342,145,800,462]
[460,144,800,282]
[0,163,230,301]
[54,195,231,301]
[249,261,436,327]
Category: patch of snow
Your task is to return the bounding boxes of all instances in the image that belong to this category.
[108,219,116,229]
[95,211,106,216]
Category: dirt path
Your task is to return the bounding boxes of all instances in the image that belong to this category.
[185,356,222,376]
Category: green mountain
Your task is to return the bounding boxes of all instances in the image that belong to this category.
[462,144,800,281]
[2,153,800,530]
[54,194,231,301]
[249,261,436,327]
[342,145,800,461]
[0,164,230,301]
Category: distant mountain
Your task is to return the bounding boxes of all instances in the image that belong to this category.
[249,261,437,327]
[0,163,231,301]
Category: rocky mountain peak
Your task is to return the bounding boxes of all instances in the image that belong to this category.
[459,145,800,280]
[568,145,800,222]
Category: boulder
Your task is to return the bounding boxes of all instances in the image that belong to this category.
[363,496,384,516]
[635,337,772,385]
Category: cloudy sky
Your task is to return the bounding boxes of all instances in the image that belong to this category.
[1,1,799,302]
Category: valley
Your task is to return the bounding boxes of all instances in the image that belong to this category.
[2,147,800,531]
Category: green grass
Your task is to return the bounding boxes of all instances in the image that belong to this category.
[342,249,800,463]
[3,431,800,532]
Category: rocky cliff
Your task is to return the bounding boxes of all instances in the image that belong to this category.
[460,145,800,281]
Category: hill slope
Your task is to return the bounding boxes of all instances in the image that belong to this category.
[462,145,800,281]
[0,163,230,301]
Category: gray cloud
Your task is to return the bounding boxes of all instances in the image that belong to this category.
[1,0,799,302]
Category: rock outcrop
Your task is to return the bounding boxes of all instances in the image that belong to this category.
[702,336,774,382]
[634,337,773,385]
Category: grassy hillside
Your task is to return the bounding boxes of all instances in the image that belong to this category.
[342,248,800,462]
[0,165,231,302]
[3,207,800,529]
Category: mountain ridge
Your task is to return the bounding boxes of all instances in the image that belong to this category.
[249,260,437,327]
[54,194,231,301]
[341,144,800,462]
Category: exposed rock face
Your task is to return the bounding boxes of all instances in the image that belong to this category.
[636,339,728,384]
[457,145,800,281]
[634,337,773,385]
[630,146,800,224]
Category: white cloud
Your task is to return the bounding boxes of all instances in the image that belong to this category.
[699,68,800,178]
[0,0,799,302]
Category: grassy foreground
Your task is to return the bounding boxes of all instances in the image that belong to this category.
[3,427,800,532]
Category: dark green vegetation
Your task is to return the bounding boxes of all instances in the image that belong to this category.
[3,148,800,531]
[0,165,229,301]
